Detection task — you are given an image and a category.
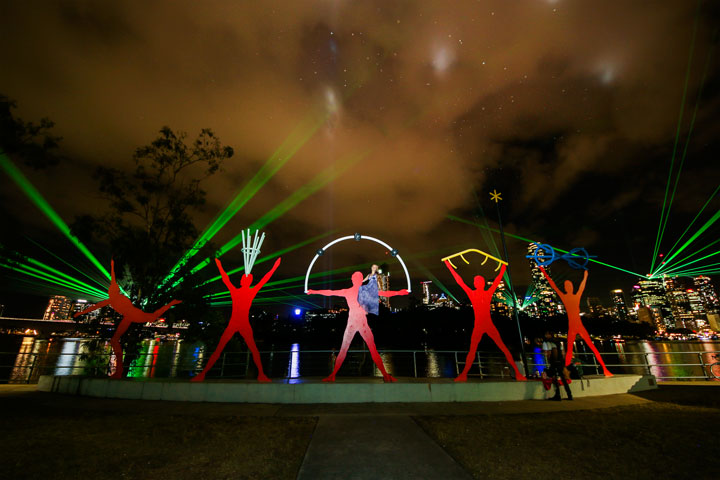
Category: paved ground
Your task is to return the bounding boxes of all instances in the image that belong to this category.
[297,415,472,480]
[2,382,718,479]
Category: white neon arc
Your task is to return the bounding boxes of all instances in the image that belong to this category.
[304,235,412,293]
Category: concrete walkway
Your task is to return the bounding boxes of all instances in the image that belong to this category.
[4,383,718,479]
[297,415,472,480]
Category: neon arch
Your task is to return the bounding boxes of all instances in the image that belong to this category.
[304,233,412,293]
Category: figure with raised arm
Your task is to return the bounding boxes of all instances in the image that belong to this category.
[445,260,526,381]
[192,257,281,382]
[74,260,181,379]
[539,267,612,376]
[307,271,408,382]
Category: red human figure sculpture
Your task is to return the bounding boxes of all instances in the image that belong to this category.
[445,261,526,382]
[539,267,612,377]
[192,257,281,383]
[307,272,408,383]
[74,260,182,379]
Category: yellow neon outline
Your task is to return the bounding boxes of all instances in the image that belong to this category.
[441,249,508,271]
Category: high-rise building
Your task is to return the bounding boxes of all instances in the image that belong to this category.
[610,290,629,321]
[71,299,99,321]
[43,295,72,320]
[490,280,511,317]
[421,281,432,305]
[0,303,4,316]
[634,279,673,329]
[694,276,719,314]
[586,297,605,316]
[527,243,563,317]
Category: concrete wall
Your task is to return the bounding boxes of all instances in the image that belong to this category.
[37,374,656,403]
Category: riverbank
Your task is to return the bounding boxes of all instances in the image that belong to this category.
[1,384,718,479]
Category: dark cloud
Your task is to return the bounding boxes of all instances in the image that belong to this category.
[1,0,719,305]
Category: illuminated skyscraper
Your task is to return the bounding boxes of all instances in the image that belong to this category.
[694,276,719,314]
[634,278,673,328]
[610,290,629,321]
[421,281,432,305]
[586,297,605,316]
[490,280,511,317]
[527,243,563,317]
[43,295,72,320]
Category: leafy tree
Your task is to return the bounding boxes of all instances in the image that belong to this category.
[0,94,62,168]
[72,126,234,370]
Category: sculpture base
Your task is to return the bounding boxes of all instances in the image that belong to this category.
[37,374,655,403]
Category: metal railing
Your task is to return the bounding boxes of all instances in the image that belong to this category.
[2,347,720,384]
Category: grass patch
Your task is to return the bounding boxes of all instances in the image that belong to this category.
[415,392,720,480]
[2,403,316,480]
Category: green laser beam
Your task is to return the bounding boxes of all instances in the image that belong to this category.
[447,214,646,277]
[160,108,332,288]
[411,260,459,304]
[186,151,365,279]
[199,230,338,287]
[0,260,106,298]
[656,238,720,276]
[653,209,720,273]
[661,252,720,276]
[651,1,701,272]
[1,244,107,297]
[0,153,110,281]
[652,30,715,275]
[653,184,720,275]
[26,236,109,290]
[209,295,321,307]
[661,267,720,277]
[656,234,720,275]
[17,256,106,297]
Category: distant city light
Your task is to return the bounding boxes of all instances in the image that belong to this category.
[294,308,302,316]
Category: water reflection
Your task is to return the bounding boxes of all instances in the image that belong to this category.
[2,335,719,382]
[287,343,300,383]
[10,337,35,382]
[55,338,82,376]
[426,349,441,377]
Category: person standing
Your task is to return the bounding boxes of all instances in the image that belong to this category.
[543,331,572,401]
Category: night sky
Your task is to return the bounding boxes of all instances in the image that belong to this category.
[1,1,719,316]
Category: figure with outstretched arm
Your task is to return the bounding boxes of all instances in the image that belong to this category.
[192,257,281,382]
[308,271,408,382]
[539,266,612,376]
[74,260,182,379]
[444,260,526,382]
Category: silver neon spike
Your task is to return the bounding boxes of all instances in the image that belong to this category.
[241,229,265,274]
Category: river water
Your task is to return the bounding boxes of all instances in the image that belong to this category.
[1,334,718,383]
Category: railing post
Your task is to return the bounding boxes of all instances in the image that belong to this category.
[643,353,651,376]
[220,352,226,378]
[245,350,251,378]
[699,352,708,380]
[26,353,38,384]
[477,351,483,379]
[413,351,418,378]
[592,352,599,375]
[454,351,459,376]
